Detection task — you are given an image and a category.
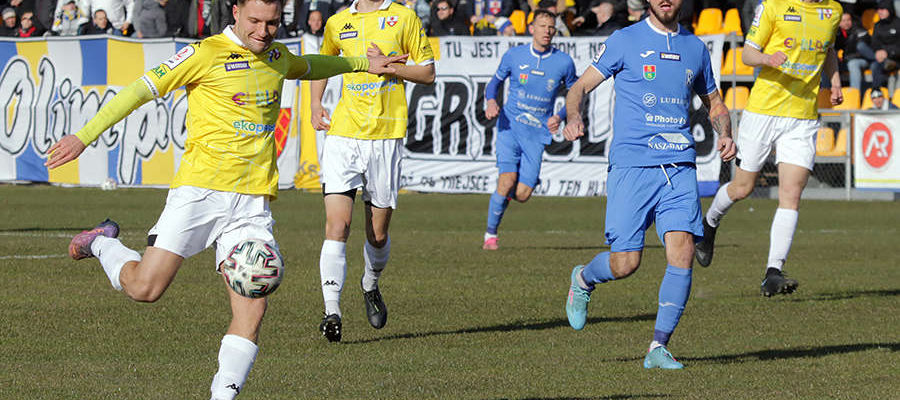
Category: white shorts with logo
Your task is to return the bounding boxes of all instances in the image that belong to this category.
[736,110,819,172]
[148,186,278,268]
[319,135,402,209]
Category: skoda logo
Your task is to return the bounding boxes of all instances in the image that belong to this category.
[643,93,658,107]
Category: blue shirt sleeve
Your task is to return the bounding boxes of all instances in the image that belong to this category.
[486,51,513,100]
[564,57,578,89]
[494,50,512,81]
[693,43,718,96]
[590,32,624,78]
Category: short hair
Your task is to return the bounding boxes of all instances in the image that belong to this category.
[236,0,284,7]
[531,8,557,22]
[537,0,557,9]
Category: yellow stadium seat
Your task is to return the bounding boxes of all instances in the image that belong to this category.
[722,8,742,36]
[815,127,835,155]
[721,48,753,76]
[510,10,527,35]
[695,8,724,36]
[817,88,833,110]
[833,87,860,110]
[862,9,879,35]
[861,87,890,110]
[527,11,534,25]
[820,129,848,156]
[724,86,750,110]
[894,88,900,108]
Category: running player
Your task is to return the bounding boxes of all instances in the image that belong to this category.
[562,0,736,369]
[44,0,402,397]
[481,9,577,251]
[310,0,435,342]
[695,0,843,297]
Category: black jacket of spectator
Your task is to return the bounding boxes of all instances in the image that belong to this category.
[288,0,343,35]
[430,4,470,36]
[164,0,190,36]
[835,21,870,61]
[79,20,115,34]
[872,4,900,60]
[34,0,55,31]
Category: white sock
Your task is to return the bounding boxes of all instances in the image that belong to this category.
[767,208,799,271]
[91,236,141,291]
[362,237,390,292]
[649,340,663,351]
[210,334,258,400]
[319,240,346,316]
[484,232,498,241]
[706,182,735,227]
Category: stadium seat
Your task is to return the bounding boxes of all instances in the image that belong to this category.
[695,8,723,35]
[861,87,890,109]
[510,10,527,35]
[722,8,742,36]
[527,11,534,25]
[833,87,860,110]
[862,9,879,35]
[724,86,750,110]
[817,88,833,110]
[721,48,753,76]
[820,129,848,156]
[815,127,835,155]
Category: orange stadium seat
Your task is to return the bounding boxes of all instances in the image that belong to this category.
[695,8,723,35]
[862,9,879,35]
[510,10,527,35]
[724,86,750,110]
[722,8,742,36]
[861,87,890,109]
[721,48,753,76]
[893,89,900,108]
[817,88,833,110]
[527,11,534,25]
[820,129,848,156]
[833,87,860,110]
[815,127,835,155]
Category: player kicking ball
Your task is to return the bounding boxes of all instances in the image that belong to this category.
[45,0,403,397]
[695,0,843,297]
[481,9,577,250]
[562,0,736,369]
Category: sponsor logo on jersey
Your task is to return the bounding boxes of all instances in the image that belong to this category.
[267,48,281,62]
[225,61,250,71]
[644,113,687,125]
[233,120,277,136]
[643,65,656,80]
[640,50,655,58]
[783,38,830,52]
[519,73,528,84]
[514,112,544,128]
[787,6,797,13]
[592,43,606,63]
[227,53,243,60]
[784,14,801,22]
[151,65,167,78]
[518,64,529,69]
[232,90,280,106]
[643,93,658,107]
[344,77,401,96]
[163,45,195,70]
[648,132,691,151]
[660,52,681,61]
[531,69,544,76]
[340,31,358,40]
[752,3,764,26]
[817,8,833,20]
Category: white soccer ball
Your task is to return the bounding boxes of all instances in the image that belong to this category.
[222,239,284,299]
[100,178,118,191]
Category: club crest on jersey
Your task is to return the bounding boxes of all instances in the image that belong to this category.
[685,69,694,86]
[643,65,656,81]
[519,73,528,84]
[267,48,281,62]
[817,8,833,20]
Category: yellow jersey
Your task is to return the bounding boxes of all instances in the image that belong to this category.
[321,0,434,140]
[744,0,841,120]
[143,27,309,199]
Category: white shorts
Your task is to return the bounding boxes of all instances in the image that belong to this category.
[736,110,819,172]
[148,186,278,268]
[319,135,402,209]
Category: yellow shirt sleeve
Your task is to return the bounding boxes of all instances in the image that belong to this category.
[74,76,155,146]
[143,43,208,98]
[402,13,434,65]
[745,0,775,51]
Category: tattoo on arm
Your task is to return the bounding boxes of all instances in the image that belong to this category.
[710,104,732,138]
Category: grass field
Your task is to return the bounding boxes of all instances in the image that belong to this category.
[1,184,897,399]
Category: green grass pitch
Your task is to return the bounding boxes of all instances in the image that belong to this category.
[1,185,897,399]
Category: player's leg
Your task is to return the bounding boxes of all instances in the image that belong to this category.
[210,286,266,400]
[696,111,773,266]
[484,129,520,249]
[510,138,545,203]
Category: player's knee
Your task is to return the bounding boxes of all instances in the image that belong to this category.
[325,219,351,240]
[729,181,754,200]
[514,189,532,203]
[366,231,389,248]
[610,255,641,278]
[126,284,165,303]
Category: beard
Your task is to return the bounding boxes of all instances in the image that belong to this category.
[649,2,679,25]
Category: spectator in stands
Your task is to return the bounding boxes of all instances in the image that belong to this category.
[163,0,189,37]
[79,0,135,35]
[493,15,516,35]
[869,90,899,110]
[16,9,45,36]
[536,0,570,36]
[835,12,874,93]
[430,0,470,36]
[34,0,55,33]
[871,0,900,89]
[0,7,18,36]
[572,0,622,36]
[398,0,432,33]
[469,0,514,35]
[741,0,759,36]
[625,0,646,25]
[204,0,235,36]
[133,0,168,38]
[79,8,115,34]
[52,0,81,35]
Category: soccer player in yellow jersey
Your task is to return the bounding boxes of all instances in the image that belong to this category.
[695,0,844,297]
[43,0,403,397]
[310,0,435,342]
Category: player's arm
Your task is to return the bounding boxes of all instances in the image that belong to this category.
[368,43,435,84]
[485,52,512,120]
[742,44,786,68]
[45,79,155,169]
[564,66,606,141]
[743,0,782,68]
[310,22,341,131]
[699,90,736,162]
[286,52,409,80]
[824,47,843,106]
[549,61,579,132]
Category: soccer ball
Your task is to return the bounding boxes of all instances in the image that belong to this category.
[222,239,284,298]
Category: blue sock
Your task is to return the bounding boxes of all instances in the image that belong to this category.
[486,192,510,235]
[653,265,692,346]
[580,251,615,290]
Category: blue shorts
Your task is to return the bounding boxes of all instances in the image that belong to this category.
[495,128,545,188]
[605,164,703,252]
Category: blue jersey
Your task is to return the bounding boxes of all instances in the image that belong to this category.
[487,44,577,144]
[591,18,718,167]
